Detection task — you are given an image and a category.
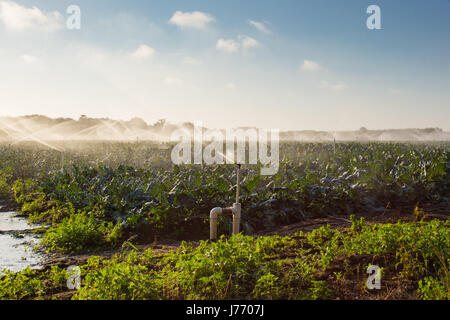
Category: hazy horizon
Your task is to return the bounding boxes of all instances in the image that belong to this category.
[1,113,450,133]
[1,113,449,132]
[1,114,449,143]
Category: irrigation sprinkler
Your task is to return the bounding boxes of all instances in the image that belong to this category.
[60,150,65,172]
[333,136,336,155]
[209,164,242,241]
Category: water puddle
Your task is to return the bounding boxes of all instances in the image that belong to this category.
[0,210,44,274]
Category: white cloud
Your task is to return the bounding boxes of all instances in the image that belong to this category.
[182,56,201,65]
[301,60,321,72]
[131,45,156,58]
[216,38,240,53]
[0,0,62,31]
[225,82,237,89]
[164,76,182,85]
[248,20,271,34]
[20,54,38,63]
[240,35,261,50]
[320,80,348,91]
[168,11,214,30]
[216,36,260,54]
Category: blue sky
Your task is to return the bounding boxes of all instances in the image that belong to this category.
[0,0,449,130]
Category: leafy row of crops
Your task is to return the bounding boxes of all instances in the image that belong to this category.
[0,141,448,253]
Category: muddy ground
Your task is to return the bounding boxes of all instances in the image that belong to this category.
[257,202,449,237]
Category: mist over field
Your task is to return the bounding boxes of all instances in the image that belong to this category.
[1,115,448,142]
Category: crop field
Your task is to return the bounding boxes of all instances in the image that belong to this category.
[0,141,448,300]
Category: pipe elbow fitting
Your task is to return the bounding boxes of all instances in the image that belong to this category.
[232,203,241,216]
[210,207,222,220]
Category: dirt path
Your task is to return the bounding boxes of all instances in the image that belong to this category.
[42,240,185,270]
[257,203,449,237]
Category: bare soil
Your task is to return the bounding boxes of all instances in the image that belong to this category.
[257,203,449,237]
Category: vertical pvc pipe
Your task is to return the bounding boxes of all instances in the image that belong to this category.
[210,216,217,240]
[236,164,241,204]
[234,165,241,236]
[232,203,241,235]
[210,207,222,241]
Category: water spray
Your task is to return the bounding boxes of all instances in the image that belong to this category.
[210,164,242,241]
[60,150,65,172]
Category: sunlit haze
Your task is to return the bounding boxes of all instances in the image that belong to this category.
[0,0,449,131]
